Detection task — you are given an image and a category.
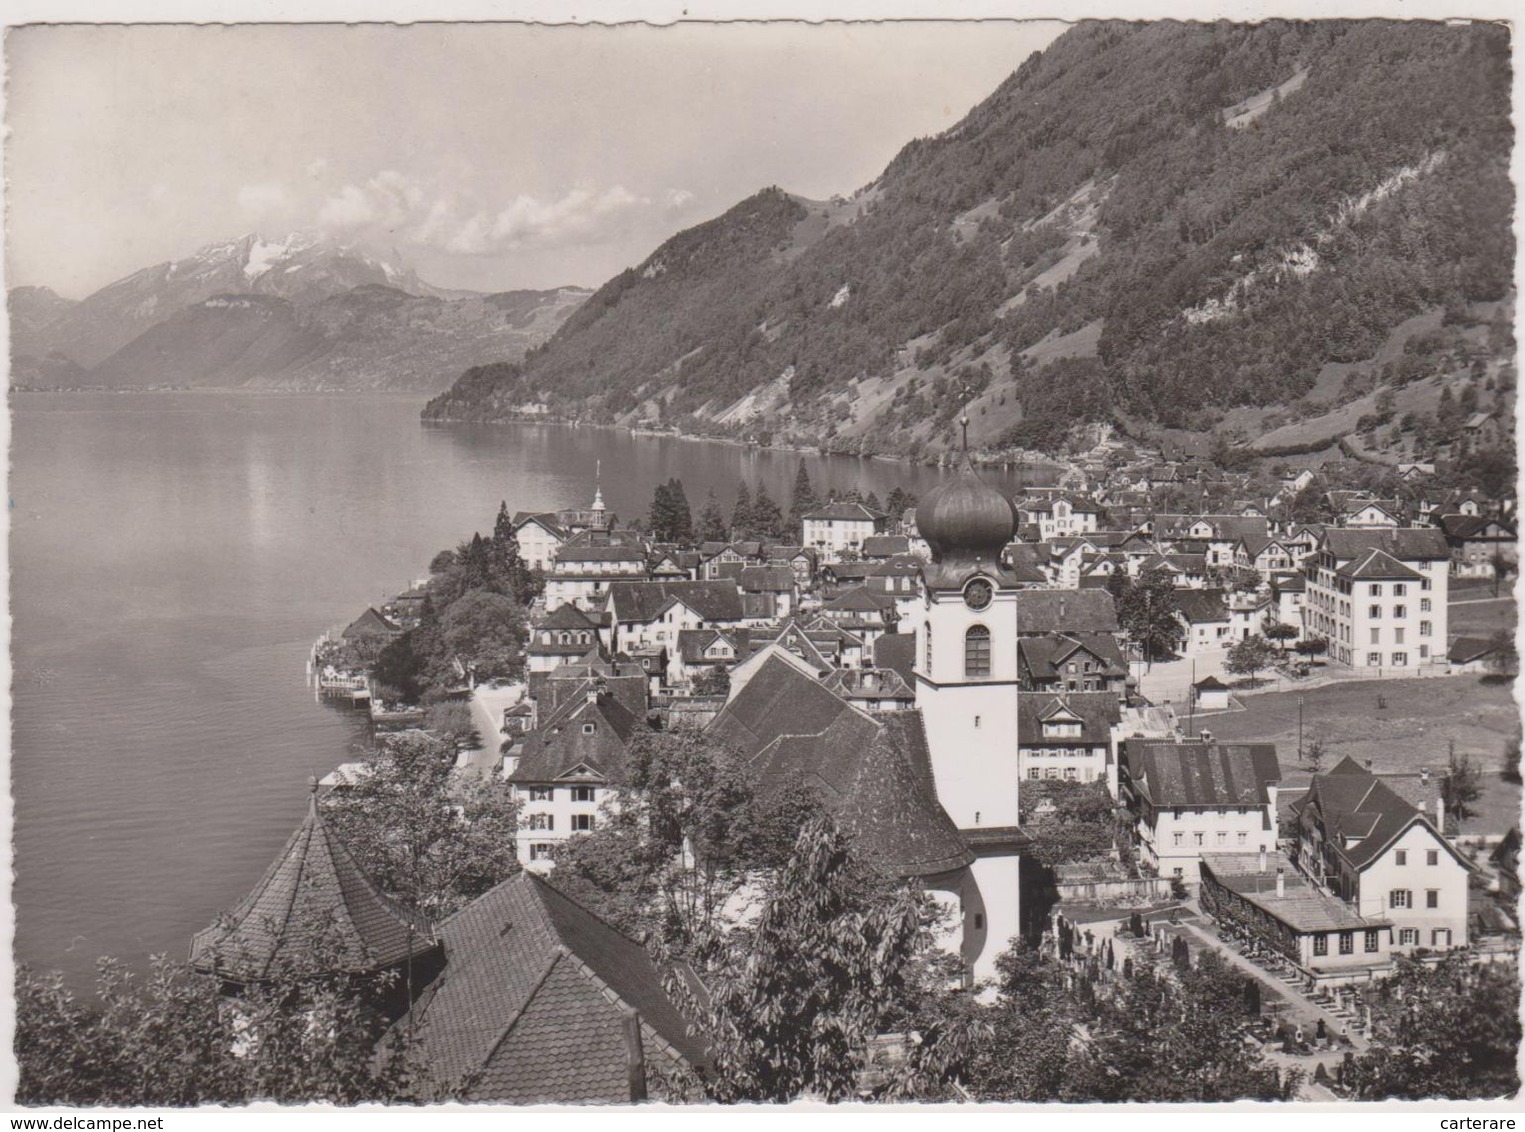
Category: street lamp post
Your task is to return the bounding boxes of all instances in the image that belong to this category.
[1298,695,1305,764]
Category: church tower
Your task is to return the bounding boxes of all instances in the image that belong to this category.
[913,414,1024,984]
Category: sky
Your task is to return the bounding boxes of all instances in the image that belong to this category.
[5,21,1065,297]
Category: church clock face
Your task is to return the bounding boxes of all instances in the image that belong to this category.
[964,578,993,611]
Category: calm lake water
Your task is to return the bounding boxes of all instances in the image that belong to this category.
[10,391,1045,987]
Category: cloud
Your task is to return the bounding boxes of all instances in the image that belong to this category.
[237,181,290,216]
[664,187,696,210]
[314,172,650,256]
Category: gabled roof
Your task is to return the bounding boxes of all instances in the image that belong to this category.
[1320,527,1449,562]
[1336,547,1424,580]
[823,585,898,614]
[873,633,916,686]
[1122,740,1281,809]
[862,534,911,558]
[408,872,706,1103]
[510,691,643,785]
[1013,589,1118,634]
[606,580,744,624]
[1018,692,1121,745]
[737,565,795,592]
[1299,761,1467,871]
[1439,513,1515,540]
[675,627,760,665]
[190,791,435,981]
[1174,588,1229,624]
[513,512,568,539]
[554,544,647,563]
[1018,631,1127,680]
[1449,635,1504,665]
[342,607,401,639]
[821,666,915,702]
[536,603,601,631]
[708,654,971,877]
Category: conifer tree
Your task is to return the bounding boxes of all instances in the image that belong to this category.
[731,481,753,541]
[667,478,694,543]
[751,481,786,541]
[490,502,540,605]
[789,459,819,534]
[698,490,728,543]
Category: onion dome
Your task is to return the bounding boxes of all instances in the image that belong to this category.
[918,422,1018,578]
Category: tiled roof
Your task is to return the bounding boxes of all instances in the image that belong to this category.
[823,585,898,613]
[1300,762,1466,871]
[1018,692,1121,745]
[1123,740,1281,809]
[1173,588,1228,624]
[1200,853,1380,932]
[342,607,401,639]
[509,693,642,785]
[1336,548,1424,580]
[190,792,435,981]
[536,604,601,631]
[555,545,647,564]
[1449,635,1502,665]
[708,653,971,878]
[409,873,706,1103]
[820,666,915,702]
[513,512,568,539]
[873,633,916,686]
[1018,632,1127,681]
[737,565,795,592]
[862,535,911,558]
[675,627,759,665]
[1320,526,1449,562]
[607,580,744,624]
[1013,589,1118,634]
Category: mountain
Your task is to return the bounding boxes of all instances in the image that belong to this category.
[423,20,1513,460]
[11,233,590,392]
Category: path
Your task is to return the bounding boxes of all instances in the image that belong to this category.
[456,681,524,774]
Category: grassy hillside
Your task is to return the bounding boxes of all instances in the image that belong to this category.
[424,20,1513,459]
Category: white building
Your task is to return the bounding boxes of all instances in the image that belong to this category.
[1301,527,1450,670]
[801,502,889,563]
[543,543,649,612]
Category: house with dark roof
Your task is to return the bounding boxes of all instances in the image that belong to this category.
[1234,534,1298,580]
[1291,757,1471,954]
[801,501,889,563]
[669,627,761,689]
[1436,513,1517,578]
[1119,739,1282,881]
[820,665,916,712]
[403,871,707,1103]
[1016,494,1105,541]
[509,683,643,868]
[545,540,651,612]
[1013,589,1118,637]
[1302,526,1449,671]
[603,580,747,656]
[819,584,900,643]
[1173,588,1231,655]
[528,604,605,674]
[1018,692,1122,792]
[1017,632,1128,698]
[861,534,911,561]
[342,607,402,642]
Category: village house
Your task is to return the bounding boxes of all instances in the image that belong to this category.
[1436,513,1517,577]
[1235,533,1299,580]
[668,626,760,689]
[1341,499,1404,529]
[1301,527,1450,671]
[1290,757,1471,954]
[861,533,912,561]
[602,580,747,656]
[1018,691,1122,791]
[1174,588,1232,655]
[1154,514,1271,569]
[1016,494,1105,541]
[1017,631,1129,698]
[512,512,570,572]
[1118,738,1282,882]
[800,501,890,563]
[819,664,917,712]
[508,679,642,869]
[526,604,604,674]
[736,564,798,619]
[543,541,650,612]
[1012,589,1119,637]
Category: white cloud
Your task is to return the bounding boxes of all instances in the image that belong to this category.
[315,173,650,255]
[664,187,696,210]
[237,181,289,216]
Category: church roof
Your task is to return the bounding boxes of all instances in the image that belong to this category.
[189,789,435,982]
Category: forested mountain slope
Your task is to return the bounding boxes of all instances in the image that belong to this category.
[423,20,1513,458]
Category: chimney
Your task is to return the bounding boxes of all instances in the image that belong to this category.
[1365,759,1373,769]
[1276,867,1286,898]
[1419,767,1430,784]
[1435,795,1445,834]
[1258,847,1268,874]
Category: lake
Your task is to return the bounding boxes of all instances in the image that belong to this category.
[9,391,1045,987]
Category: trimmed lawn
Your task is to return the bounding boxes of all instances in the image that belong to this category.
[1205,675,1519,776]
[1449,594,1517,639]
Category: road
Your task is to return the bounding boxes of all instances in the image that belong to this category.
[456,681,524,775]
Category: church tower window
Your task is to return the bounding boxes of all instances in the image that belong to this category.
[965,625,991,678]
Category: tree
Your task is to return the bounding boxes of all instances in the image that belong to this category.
[1263,621,1299,651]
[1018,780,1122,868]
[322,731,521,919]
[788,459,819,534]
[1441,751,1483,823]
[1485,627,1518,676]
[649,478,695,543]
[439,589,528,683]
[692,666,731,697]
[1295,635,1330,661]
[1225,636,1279,686]
[697,490,728,543]
[16,954,411,1105]
[730,481,753,540]
[751,481,786,542]
[1490,550,1514,598]
[1344,957,1520,1099]
[885,486,916,518]
[490,502,541,605]
[1115,570,1181,667]
[670,813,930,1103]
